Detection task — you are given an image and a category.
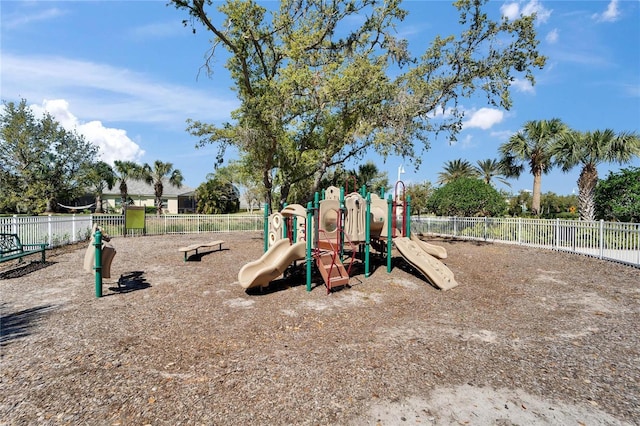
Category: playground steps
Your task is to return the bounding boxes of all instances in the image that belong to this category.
[317,239,339,251]
[316,251,349,293]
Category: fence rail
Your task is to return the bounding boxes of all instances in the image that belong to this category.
[412,216,640,268]
[0,214,264,247]
[1,214,638,268]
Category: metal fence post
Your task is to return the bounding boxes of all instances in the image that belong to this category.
[599,219,604,259]
[47,215,53,247]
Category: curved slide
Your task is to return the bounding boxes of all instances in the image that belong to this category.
[394,237,458,290]
[238,239,307,289]
[411,234,448,259]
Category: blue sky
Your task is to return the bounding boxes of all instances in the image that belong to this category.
[2,0,639,196]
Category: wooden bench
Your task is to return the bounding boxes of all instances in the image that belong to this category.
[178,240,225,261]
[0,233,47,264]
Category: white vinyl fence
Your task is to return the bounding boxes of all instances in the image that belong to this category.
[0,214,264,247]
[1,214,638,268]
[412,216,640,268]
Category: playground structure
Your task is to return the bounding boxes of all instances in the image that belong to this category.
[238,185,458,293]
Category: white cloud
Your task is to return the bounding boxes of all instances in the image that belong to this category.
[2,7,66,30]
[592,0,620,22]
[522,0,552,23]
[500,2,520,20]
[129,21,185,40]
[462,108,504,130]
[1,53,238,128]
[501,0,552,24]
[30,99,145,165]
[512,78,535,94]
[545,28,559,44]
[490,130,515,142]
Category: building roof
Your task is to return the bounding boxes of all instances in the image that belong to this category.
[104,178,195,197]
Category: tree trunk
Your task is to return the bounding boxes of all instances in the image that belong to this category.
[95,195,104,213]
[531,170,542,216]
[45,197,57,213]
[262,169,273,214]
[155,183,164,216]
[578,164,598,221]
[279,182,291,211]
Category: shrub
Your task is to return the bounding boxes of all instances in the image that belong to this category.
[426,178,507,217]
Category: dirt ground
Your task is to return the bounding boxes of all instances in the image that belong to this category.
[1,232,639,425]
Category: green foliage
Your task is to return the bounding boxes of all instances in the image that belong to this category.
[353,162,389,196]
[437,159,478,185]
[0,99,99,214]
[196,178,240,214]
[405,181,433,216]
[426,178,507,217]
[507,190,577,218]
[85,161,116,213]
[499,118,568,215]
[539,192,578,219]
[141,160,184,216]
[474,158,511,187]
[594,167,640,222]
[172,0,545,211]
[113,160,146,209]
[554,129,640,221]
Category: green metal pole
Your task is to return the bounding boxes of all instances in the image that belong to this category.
[94,229,103,298]
[263,203,269,253]
[365,193,371,278]
[314,192,320,247]
[306,201,313,292]
[282,202,288,240]
[339,187,345,257]
[405,195,411,238]
[387,195,393,273]
[292,216,297,243]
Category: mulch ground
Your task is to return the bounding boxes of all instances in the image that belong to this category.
[1,232,639,425]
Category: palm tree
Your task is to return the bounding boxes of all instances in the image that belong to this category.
[142,160,184,216]
[499,119,567,215]
[354,161,389,195]
[553,129,640,221]
[474,158,511,188]
[113,160,144,211]
[86,161,116,213]
[437,159,478,185]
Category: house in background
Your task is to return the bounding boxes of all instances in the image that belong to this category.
[102,179,196,214]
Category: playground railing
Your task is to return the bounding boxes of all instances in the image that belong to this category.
[411,216,640,268]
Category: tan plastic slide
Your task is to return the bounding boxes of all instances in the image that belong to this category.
[411,234,448,259]
[394,237,458,290]
[238,239,307,289]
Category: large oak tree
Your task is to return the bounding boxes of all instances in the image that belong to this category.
[0,99,98,214]
[172,0,545,211]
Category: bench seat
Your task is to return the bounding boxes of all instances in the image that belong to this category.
[178,240,225,261]
[0,233,47,265]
